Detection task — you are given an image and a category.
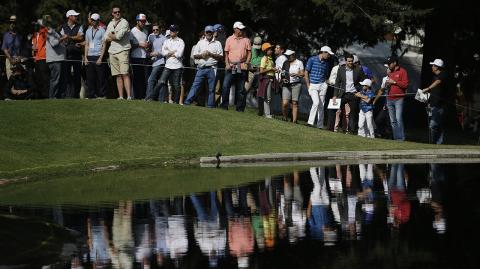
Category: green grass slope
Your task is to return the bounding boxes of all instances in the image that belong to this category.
[0,100,454,176]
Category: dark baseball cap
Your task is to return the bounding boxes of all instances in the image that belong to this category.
[385,55,398,64]
[169,24,179,32]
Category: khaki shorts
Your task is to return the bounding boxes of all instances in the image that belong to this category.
[282,83,302,102]
[109,50,130,76]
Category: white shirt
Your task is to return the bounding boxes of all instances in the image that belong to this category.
[194,38,223,68]
[346,68,356,93]
[162,37,185,69]
[130,26,148,58]
[275,54,288,80]
[288,59,304,83]
[328,65,340,85]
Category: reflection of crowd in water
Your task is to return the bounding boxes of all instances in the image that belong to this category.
[37,163,447,268]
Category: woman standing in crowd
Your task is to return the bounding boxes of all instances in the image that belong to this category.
[281,49,304,123]
[257,42,276,119]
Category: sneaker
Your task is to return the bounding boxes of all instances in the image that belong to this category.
[265,115,273,119]
[117,97,124,100]
[4,98,13,101]
[127,96,133,100]
[96,96,106,100]
[168,100,174,104]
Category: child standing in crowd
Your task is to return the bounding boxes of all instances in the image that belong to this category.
[356,79,375,138]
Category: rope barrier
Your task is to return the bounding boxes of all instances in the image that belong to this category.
[2,54,480,114]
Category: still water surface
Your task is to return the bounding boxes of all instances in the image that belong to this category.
[1,162,480,268]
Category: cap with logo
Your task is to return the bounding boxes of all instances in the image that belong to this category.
[169,24,179,32]
[213,24,224,32]
[429,59,444,68]
[136,13,147,21]
[385,55,398,64]
[66,10,80,18]
[8,15,16,22]
[204,25,214,33]
[90,13,100,21]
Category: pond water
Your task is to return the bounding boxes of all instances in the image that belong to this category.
[1,162,480,269]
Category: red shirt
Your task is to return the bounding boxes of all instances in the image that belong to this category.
[387,66,409,100]
[32,27,48,61]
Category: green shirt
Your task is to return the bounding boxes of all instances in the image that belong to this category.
[251,48,264,67]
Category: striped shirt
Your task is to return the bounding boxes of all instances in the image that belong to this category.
[306,55,329,84]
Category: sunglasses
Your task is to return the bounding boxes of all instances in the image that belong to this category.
[152,29,159,31]
[113,11,121,14]
[138,20,146,23]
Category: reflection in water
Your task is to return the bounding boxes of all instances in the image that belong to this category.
[1,163,472,268]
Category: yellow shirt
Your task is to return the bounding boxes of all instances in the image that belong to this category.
[260,56,275,77]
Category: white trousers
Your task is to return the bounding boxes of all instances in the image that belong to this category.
[307,82,328,127]
[358,110,375,138]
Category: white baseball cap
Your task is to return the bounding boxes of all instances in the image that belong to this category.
[360,78,372,87]
[165,29,171,36]
[233,21,246,30]
[66,10,80,18]
[353,55,359,63]
[320,45,334,55]
[429,58,444,68]
[284,49,295,56]
[90,13,100,21]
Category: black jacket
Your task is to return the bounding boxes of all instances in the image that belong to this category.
[334,65,365,98]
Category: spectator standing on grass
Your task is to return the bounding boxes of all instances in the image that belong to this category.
[159,24,184,104]
[146,22,167,101]
[184,25,223,108]
[3,64,34,100]
[221,21,251,111]
[2,15,23,80]
[245,35,263,99]
[333,54,365,133]
[61,10,84,98]
[355,79,375,138]
[130,13,149,100]
[84,13,107,99]
[257,43,276,119]
[281,49,304,123]
[327,57,345,131]
[104,6,132,100]
[385,55,409,141]
[423,59,447,144]
[32,19,49,98]
[305,46,334,128]
[213,24,226,105]
[45,15,66,99]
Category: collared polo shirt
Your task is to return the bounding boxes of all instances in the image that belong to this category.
[224,34,251,70]
[85,26,106,56]
[193,38,223,68]
[149,33,167,66]
[2,30,22,57]
[306,55,329,84]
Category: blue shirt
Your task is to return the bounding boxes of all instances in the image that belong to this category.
[306,55,329,84]
[359,89,375,113]
[361,65,373,79]
[2,31,22,57]
[85,26,105,56]
[149,33,167,66]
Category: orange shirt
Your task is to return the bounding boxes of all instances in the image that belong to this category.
[224,34,251,70]
[32,27,48,61]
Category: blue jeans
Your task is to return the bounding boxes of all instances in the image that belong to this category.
[146,65,165,100]
[48,61,65,98]
[159,68,182,103]
[429,106,444,144]
[185,67,216,108]
[387,98,405,141]
[388,164,405,191]
[221,70,247,111]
